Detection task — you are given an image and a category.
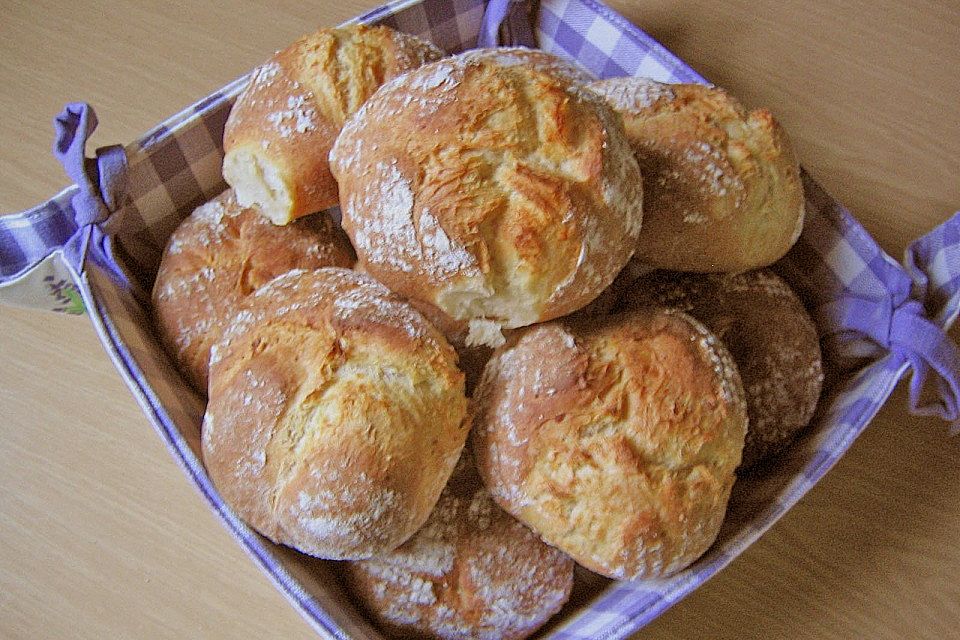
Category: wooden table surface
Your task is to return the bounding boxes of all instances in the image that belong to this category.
[2,1,959,638]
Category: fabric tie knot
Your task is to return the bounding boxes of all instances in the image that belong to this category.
[818,219,960,431]
[53,102,127,229]
[51,102,128,273]
[886,299,960,428]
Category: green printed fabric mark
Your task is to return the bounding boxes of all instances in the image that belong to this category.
[45,276,86,315]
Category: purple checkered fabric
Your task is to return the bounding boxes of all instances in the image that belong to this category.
[0,197,76,280]
[1,0,958,638]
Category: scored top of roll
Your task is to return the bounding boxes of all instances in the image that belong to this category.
[202,268,470,560]
[330,47,644,347]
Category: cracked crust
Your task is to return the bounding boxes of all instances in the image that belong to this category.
[330,48,643,346]
[589,77,803,273]
[344,452,574,640]
[223,24,443,224]
[624,268,823,469]
[471,308,747,580]
[201,268,469,559]
[151,189,354,392]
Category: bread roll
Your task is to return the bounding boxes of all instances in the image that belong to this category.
[471,309,747,580]
[344,452,574,640]
[202,268,469,559]
[223,24,443,225]
[624,269,823,469]
[152,189,354,391]
[330,48,644,347]
[588,77,803,273]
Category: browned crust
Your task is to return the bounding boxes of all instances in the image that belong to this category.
[589,77,803,273]
[356,265,496,396]
[344,452,574,640]
[330,48,643,335]
[223,61,342,219]
[223,24,444,222]
[471,308,747,580]
[201,268,469,559]
[623,268,824,469]
[151,189,354,392]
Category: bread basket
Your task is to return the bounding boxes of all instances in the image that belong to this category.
[2,0,959,638]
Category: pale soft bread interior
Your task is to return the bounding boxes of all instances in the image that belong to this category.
[222,25,444,226]
[466,318,506,348]
[222,146,293,225]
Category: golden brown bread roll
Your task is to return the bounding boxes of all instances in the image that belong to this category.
[471,309,747,580]
[623,269,823,469]
[223,24,443,225]
[151,189,354,392]
[588,77,803,273]
[330,47,644,347]
[201,268,469,559]
[344,451,574,640]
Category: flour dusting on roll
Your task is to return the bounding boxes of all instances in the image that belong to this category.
[202,268,469,559]
[152,189,354,392]
[223,24,443,224]
[330,48,643,347]
[471,309,747,580]
[589,77,803,273]
[345,451,574,640]
[625,268,823,469]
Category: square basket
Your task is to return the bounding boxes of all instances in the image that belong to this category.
[2,0,959,638]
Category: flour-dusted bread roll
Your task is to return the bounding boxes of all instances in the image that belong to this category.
[330,47,644,348]
[471,309,747,580]
[223,24,443,225]
[589,77,803,273]
[152,189,354,392]
[202,268,470,559]
[624,269,823,469]
[344,452,574,640]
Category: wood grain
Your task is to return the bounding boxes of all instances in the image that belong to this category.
[1,1,959,639]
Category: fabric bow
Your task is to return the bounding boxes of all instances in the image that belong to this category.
[52,102,128,274]
[818,212,960,431]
